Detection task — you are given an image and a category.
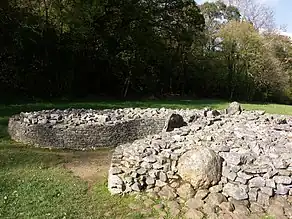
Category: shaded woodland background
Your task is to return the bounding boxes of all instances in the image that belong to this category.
[0,0,292,103]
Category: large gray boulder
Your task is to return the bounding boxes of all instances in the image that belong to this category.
[177,148,222,190]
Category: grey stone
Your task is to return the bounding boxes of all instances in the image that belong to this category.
[263,169,278,179]
[235,176,247,184]
[146,176,155,185]
[248,188,258,202]
[249,203,264,214]
[108,175,124,194]
[209,184,223,193]
[249,177,265,188]
[158,171,168,182]
[222,165,237,181]
[132,182,141,192]
[274,176,292,184]
[275,184,289,195]
[257,192,270,207]
[221,152,243,165]
[223,183,248,200]
[261,187,274,196]
[273,159,288,169]
[237,171,253,180]
[177,148,222,190]
[266,179,276,188]
[137,168,147,175]
[227,102,242,115]
[110,167,123,175]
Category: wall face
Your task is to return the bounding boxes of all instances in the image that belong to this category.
[8,117,166,149]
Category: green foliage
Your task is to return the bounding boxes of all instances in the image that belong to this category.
[0,0,292,102]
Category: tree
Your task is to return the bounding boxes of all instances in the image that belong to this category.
[222,0,277,31]
[217,21,289,100]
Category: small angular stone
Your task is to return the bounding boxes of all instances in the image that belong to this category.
[273,176,292,185]
[273,159,288,169]
[158,171,168,182]
[249,203,264,214]
[137,168,147,175]
[248,188,258,202]
[146,176,155,185]
[237,171,253,180]
[275,184,289,195]
[209,184,223,193]
[260,187,273,196]
[249,177,265,188]
[223,183,248,200]
[266,179,276,188]
[257,192,270,207]
[132,182,141,192]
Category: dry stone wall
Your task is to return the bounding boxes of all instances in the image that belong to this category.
[108,103,292,215]
[8,108,175,149]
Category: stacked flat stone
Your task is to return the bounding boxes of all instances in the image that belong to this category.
[8,107,201,150]
[108,103,292,211]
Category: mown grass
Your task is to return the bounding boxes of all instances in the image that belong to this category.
[0,99,290,218]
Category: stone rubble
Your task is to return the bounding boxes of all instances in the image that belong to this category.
[107,102,292,218]
[8,102,292,218]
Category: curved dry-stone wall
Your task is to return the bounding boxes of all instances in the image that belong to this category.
[109,103,292,218]
[8,108,175,149]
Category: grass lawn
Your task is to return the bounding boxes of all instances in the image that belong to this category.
[0,99,291,218]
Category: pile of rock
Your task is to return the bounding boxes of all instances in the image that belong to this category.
[108,102,292,218]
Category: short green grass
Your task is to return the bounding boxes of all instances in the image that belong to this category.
[0,99,291,218]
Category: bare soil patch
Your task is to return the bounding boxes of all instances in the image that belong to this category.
[60,148,113,186]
